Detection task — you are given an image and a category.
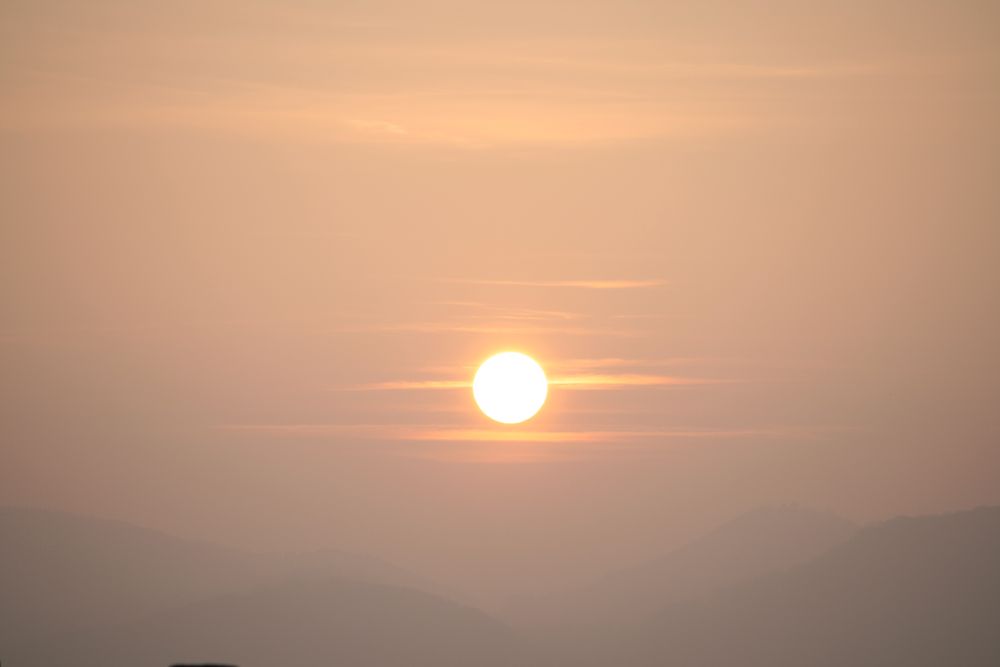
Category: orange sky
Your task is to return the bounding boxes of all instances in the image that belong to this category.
[2,0,998,607]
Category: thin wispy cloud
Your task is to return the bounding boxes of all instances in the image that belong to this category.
[222,422,815,463]
[548,374,731,389]
[334,356,732,392]
[329,322,641,337]
[439,278,666,289]
[350,379,473,391]
[415,357,709,376]
[0,1,908,150]
[337,373,730,392]
[547,357,712,371]
[221,423,790,445]
[426,301,583,321]
[401,427,779,443]
[1,13,887,147]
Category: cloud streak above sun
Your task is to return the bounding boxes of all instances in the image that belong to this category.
[438,278,667,289]
[0,2,889,149]
[325,294,667,339]
[330,322,642,337]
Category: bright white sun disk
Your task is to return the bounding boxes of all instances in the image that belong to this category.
[472,352,548,424]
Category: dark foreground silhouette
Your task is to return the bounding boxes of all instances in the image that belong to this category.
[2,505,999,666]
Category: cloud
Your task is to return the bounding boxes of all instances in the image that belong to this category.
[340,373,722,391]
[349,379,473,391]
[399,427,777,443]
[0,3,895,147]
[547,357,711,371]
[426,301,583,321]
[328,322,641,337]
[324,300,646,339]
[415,357,708,376]
[345,118,410,138]
[440,278,666,289]
[220,420,809,462]
[549,374,731,389]
[338,355,730,391]
[221,423,788,445]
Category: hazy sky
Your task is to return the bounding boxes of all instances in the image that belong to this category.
[2,0,998,606]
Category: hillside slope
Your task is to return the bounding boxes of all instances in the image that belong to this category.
[623,505,1000,666]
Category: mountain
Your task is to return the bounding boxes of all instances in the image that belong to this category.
[0,507,520,666]
[0,507,440,644]
[1,507,258,647]
[620,505,1000,667]
[7,580,520,667]
[6,504,999,666]
[507,506,858,628]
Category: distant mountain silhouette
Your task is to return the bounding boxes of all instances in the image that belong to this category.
[614,505,1000,666]
[12,579,520,667]
[5,504,999,666]
[507,506,857,628]
[1,507,503,666]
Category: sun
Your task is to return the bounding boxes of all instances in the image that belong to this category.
[472,352,548,424]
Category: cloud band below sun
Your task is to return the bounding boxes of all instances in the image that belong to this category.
[221,423,789,444]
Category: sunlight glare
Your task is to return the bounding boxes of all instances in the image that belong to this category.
[472,352,548,424]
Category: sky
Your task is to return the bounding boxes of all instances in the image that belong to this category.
[2,0,999,607]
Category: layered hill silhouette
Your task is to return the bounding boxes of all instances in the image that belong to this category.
[609,505,1000,667]
[3,504,999,666]
[0,507,514,667]
[507,506,858,628]
[12,579,519,667]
